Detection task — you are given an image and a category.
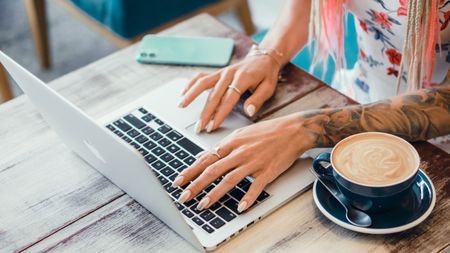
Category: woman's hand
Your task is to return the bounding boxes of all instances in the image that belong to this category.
[172,114,321,213]
[179,55,281,133]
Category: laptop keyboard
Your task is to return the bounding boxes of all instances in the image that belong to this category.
[106,107,270,234]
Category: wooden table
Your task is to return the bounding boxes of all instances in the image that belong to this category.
[1,14,449,253]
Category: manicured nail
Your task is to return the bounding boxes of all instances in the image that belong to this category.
[197,197,210,210]
[237,201,247,213]
[206,120,214,133]
[178,190,191,204]
[178,100,185,108]
[172,175,184,187]
[195,120,203,134]
[246,104,255,117]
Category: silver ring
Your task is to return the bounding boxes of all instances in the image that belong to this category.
[228,85,243,96]
[212,147,222,159]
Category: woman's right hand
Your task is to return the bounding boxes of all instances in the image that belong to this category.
[179,54,282,133]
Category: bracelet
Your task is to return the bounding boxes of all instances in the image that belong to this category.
[246,44,284,68]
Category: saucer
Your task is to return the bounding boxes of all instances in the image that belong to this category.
[312,169,436,234]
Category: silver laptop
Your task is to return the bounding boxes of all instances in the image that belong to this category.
[0,51,315,251]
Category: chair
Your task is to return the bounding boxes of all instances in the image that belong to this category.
[0,64,13,102]
[24,0,256,69]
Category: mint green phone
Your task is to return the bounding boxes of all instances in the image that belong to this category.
[136,35,234,67]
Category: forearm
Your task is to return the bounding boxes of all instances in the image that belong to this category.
[259,0,311,65]
[299,85,450,147]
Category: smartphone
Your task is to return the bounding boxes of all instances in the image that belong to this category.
[136,35,234,67]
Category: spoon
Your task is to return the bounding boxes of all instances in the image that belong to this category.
[310,168,372,228]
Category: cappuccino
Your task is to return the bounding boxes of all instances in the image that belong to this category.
[332,133,419,186]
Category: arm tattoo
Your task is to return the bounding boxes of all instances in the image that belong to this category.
[300,85,450,147]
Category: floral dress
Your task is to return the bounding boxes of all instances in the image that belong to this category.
[330,0,450,152]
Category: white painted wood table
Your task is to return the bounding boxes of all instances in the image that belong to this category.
[1,14,449,253]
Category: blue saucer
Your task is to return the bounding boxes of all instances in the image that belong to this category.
[313,169,436,234]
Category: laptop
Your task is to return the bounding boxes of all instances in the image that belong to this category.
[0,51,315,251]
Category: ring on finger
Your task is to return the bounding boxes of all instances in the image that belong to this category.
[211,146,223,159]
[227,85,243,96]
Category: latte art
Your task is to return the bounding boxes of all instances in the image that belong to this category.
[332,133,419,186]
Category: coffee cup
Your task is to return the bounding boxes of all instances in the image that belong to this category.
[312,132,420,213]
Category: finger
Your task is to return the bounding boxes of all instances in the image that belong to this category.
[243,79,276,117]
[206,75,248,132]
[182,73,208,95]
[237,176,268,213]
[180,74,220,108]
[174,152,218,187]
[179,153,242,203]
[196,68,235,133]
[197,165,253,210]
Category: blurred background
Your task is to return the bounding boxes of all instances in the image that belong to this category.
[0,0,284,99]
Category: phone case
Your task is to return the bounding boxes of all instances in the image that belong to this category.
[136,35,235,67]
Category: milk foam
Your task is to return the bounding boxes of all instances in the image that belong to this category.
[332,133,418,186]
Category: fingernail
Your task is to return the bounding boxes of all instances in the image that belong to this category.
[178,190,191,204]
[246,104,256,117]
[206,120,214,133]
[196,197,210,210]
[195,120,203,134]
[178,100,185,108]
[237,201,247,213]
[172,175,184,187]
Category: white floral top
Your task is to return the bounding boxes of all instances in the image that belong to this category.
[331,0,450,104]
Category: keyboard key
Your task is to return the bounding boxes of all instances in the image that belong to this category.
[142,114,155,122]
[127,129,140,138]
[237,178,251,189]
[122,136,132,143]
[192,217,205,226]
[200,210,215,221]
[202,224,214,234]
[130,142,140,150]
[210,202,221,211]
[106,124,115,131]
[241,183,251,192]
[151,160,165,170]
[114,130,124,137]
[219,194,230,203]
[177,165,188,173]
[160,167,175,177]
[167,144,181,153]
[143,140,157,151]
[168,173,177,182]
[175,150,189,160]
[167,131,183,142]
[171,189,182,199]
[165,184,177,193]
[158,138,171,147]
[151,147,165,156]
[184,156,196,165]
[161,153,174,163]
[214,177,223,185]
[142,126,154,135]
[154,118,164,125]
[124,114,146,129]
[138,108,148,114]
[257,191,270,202]
[224,199,239,213]
[230,188,245,201]
[168,159,182,169]
[138,148,149,156]
[190,205,203,214]
[204,185,215,193]
[135,135,149,144]
[144,154,157,164]
[175,202,184,211]
[216,207,237,222]
[182,209,194,218]
[158,125,172,134]
[177,138,203,156]
[149,132,163,141]
[113,119,132,132]
[158,176,168,185]
[210,217,225,229]
[195,192,206,201]
[184,198,198,207]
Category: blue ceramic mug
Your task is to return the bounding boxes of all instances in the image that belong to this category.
[312,132,420,213]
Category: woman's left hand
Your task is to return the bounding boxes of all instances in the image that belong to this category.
[172,114,320,213]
